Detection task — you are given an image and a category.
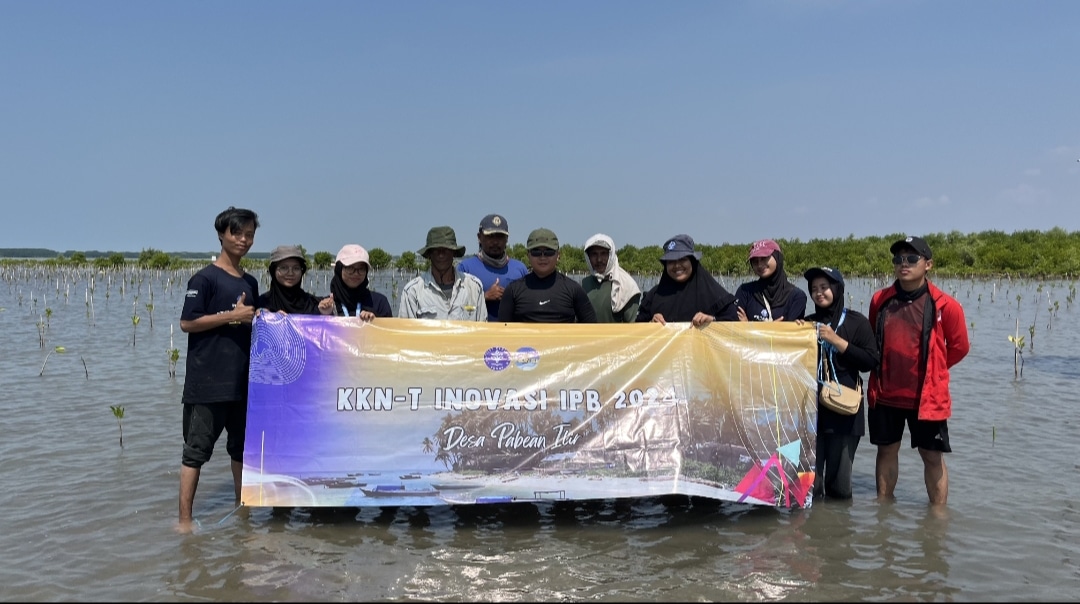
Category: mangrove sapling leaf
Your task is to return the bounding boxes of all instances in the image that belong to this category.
[110,405,125,448]
[168,348,180,377]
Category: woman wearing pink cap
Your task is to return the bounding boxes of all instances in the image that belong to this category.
[328,244,392,320]
[735,238,807,322]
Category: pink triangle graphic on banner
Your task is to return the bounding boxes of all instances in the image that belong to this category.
[734,441,815,507]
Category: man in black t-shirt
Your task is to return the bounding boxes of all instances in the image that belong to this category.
[498,228,596,324]
[177,206,260,532]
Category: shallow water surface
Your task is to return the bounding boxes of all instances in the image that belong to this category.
[1,268,1077,601]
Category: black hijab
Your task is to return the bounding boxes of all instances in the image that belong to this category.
[809,273,846,328]
[264,260,321,315]
[750,250,797,308]
[330,261,374,316]
[637,257,736,322]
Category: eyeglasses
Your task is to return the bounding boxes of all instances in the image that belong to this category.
[529,249,558,258]
[276,265,303,275]
[342,265,368,276]
[892,254,922,265]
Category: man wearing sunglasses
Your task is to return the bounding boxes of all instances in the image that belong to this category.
[866,235,969,505]
[498,228,596,324]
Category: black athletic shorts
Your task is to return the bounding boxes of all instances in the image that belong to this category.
[868,404,951,452]
[182,402,248,468]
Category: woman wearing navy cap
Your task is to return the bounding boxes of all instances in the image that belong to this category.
[635,234,738,326]
[802,266,879,500]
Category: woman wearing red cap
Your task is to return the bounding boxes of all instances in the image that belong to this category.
[735,239,807,322]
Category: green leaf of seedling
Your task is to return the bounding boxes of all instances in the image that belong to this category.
[54,346,66,353]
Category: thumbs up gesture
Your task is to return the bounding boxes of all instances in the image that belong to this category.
[232,291,256,325]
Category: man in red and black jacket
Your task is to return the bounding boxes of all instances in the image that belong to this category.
[867,235,970,505]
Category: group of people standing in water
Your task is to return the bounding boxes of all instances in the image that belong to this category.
[175,206,969,530]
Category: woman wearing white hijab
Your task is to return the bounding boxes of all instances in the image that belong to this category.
[581,233,642,323]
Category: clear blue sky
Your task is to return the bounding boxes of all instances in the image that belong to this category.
[2,0,1078,256]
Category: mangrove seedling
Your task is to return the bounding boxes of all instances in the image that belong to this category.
[1029,294,1040,352]
[131,302,141,347]
[168,324,180,378]
[38,345,66,376]
[110,405,126,448]
[1008,319,1025,379]
[168,347,180,378]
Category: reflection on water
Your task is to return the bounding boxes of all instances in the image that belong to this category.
[3,270,1080,600]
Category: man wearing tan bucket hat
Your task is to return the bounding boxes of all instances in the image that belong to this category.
[399,226,487,321]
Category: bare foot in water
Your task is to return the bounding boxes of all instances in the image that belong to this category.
[174,519,197,535]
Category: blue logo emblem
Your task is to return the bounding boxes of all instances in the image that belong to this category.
[514,347,539,370]
[484,347,511,371]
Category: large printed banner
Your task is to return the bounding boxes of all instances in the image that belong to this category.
[242,315,819,509]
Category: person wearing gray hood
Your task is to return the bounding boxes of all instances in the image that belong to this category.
[581,233,642,323]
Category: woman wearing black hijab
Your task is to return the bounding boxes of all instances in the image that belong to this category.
[735,239,807,322]
[257,245,334,315]
[635,234,738,325]
[328,244,392,320]
[802,266,879,500]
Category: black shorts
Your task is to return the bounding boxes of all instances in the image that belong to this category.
[182,402,248,468]
[868,404,951,452]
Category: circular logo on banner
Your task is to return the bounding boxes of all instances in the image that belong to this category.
[484,347,511,371]
[514,347,540,370]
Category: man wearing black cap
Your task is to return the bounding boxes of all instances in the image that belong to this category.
[866,235,969,505]
[458,213,528,321]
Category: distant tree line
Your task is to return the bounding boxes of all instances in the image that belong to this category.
[4,228,1080,278]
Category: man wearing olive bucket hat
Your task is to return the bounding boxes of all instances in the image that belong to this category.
[398,226,488,321]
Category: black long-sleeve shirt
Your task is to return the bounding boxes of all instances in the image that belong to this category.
[498,272,597,323]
